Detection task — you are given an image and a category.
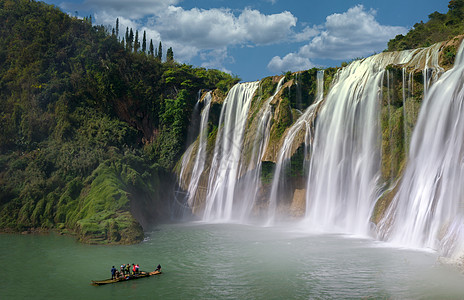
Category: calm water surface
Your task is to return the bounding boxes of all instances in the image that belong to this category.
[2,222,464,299]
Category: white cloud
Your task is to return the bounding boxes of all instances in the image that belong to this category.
[267,53,314,73]
[268,5,408,73]
[82,0,179,19]
[237,9,296,45]
[293,25,320,42]
[155,7,296,49]
[151,6,296,70]
[200,48,233,74]
[299,5,408,60]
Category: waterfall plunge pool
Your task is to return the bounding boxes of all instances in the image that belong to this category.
[2,222,464,299]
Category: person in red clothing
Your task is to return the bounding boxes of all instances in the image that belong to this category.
[132,263,136,275]
[135,264,140,274]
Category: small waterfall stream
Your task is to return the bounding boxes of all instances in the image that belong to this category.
[267,71,324,224]
[234,77,286,221]
[203,81,260,221]
[185,92,212,207]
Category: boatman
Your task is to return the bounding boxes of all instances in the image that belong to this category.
[156,264,161,272]
[111,266,117,280]
[120,264,125,275]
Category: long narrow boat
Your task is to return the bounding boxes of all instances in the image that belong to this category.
[91,270,162,286]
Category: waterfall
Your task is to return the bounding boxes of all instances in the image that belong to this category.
[377,41,464,257]
[267,71,325,224]
[303,50,428,235]
[203,81,260,221]
[176,39,462,255]
[423,42,444,96]
[234,77,286,221]
[185,92,212,207]
[402,68,409,156]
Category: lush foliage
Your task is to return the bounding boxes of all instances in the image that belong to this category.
[0,0,239,243]
[388,0,464,51]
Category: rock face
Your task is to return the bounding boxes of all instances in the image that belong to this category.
[290,189,306,217]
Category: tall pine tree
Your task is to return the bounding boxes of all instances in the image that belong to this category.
[129,28,134,52]
[134,30,139,53]
[149,39,154,57]
[116,18,119,39]
[125,27,129,51]
[157,41,162,61]
[142,31,147,53]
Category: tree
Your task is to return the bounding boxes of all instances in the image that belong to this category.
[166,47,174,62]
[157,41,162,61]
[134,30,139,53]
[116,18,119,39]
[129,28,134,52]
[149,39,154,57]
[142,31,147,53]
[448,0,464,18]
[125,27,129,51]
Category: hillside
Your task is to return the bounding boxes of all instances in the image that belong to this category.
[388,0,464,51]
[0,0,238,243]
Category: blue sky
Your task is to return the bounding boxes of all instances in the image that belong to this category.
[43,0,450,81]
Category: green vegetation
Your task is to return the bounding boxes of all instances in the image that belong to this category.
[0,0,238,243]
[380,66,424,186]
[388,0,464,51]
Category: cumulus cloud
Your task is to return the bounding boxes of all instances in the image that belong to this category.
[151,6,296,68]
[293,25,320,42]
[268,5,408,73]
[82,0,178,19]
[267,53,314,73]
[300,5,407,60]
[200,48,233,74]
[155,7,296,49]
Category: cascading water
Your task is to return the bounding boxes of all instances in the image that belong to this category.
[185,92,212,208]
[303,49,436,235]
[177,39,463,258]
[203,81,259,221]
[234,77,286,221]
[267,71,324,224]
[377,41,464,258]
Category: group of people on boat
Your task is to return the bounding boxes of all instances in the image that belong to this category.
[110,263,161,280]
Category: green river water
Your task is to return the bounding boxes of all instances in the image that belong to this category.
[2,222,464,299]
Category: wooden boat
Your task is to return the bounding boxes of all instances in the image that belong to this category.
[91,270,162,286]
